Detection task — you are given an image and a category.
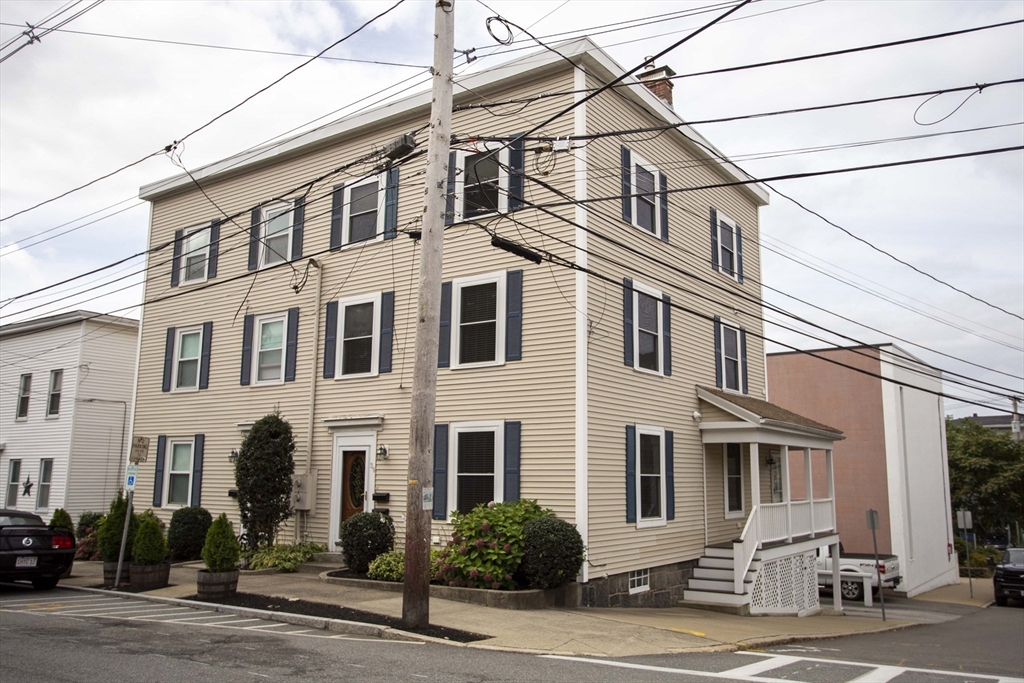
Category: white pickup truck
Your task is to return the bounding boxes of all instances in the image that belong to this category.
[816,543,901,601]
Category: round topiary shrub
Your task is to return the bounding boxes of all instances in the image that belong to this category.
[520,516,585,590]
[76,511,103,541]
[202,513,240,573]
[338,512,394,574]
[167,506,212,561]
[49,508,74,534]
[132,515,167,566]
[235,411,295,550]
[97,491,139,562]
[367,550,405,582]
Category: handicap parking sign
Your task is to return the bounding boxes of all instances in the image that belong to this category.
[125,464,138,492]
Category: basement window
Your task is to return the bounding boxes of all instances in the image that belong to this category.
[628,568,650,594]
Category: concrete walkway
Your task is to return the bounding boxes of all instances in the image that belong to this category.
[59,562,976,657]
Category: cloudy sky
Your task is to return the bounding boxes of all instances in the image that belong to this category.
[1,0,1021,417]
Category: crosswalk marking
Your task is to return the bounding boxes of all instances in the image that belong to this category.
[848,665,905,683]
[720,655,800,677]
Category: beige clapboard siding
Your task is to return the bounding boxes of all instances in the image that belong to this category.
[699,402,740,424]
[705,443,775,546]
[132,68,579,539]
[583,72,765,578]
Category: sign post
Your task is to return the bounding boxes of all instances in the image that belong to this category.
[866,509,886,621]
[957,509,973,598]
[114,438,150,589]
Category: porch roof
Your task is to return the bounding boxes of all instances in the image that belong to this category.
[696,386,844,449]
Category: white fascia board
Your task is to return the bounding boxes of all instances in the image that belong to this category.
[696,386,762,424]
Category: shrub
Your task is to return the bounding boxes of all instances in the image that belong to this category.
[167,507,212,561]
[433,499,551,590]
[249,542,327,572]
[520,516,585,589]
[132,515,167,566]
[49,508,74,534]
[75,528,100,561]
[338,512,394,573]
[368,550,405,582]
[97,491,139,562]
[202,513,240,573]
[76,511,103,541]
[235,411,296,550]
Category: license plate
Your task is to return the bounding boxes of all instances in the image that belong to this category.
[16,556,38,568]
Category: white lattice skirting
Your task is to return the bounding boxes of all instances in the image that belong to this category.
[750,551,820,616]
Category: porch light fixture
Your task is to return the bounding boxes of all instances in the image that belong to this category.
[376,445,389,460]
[229,449,239,464]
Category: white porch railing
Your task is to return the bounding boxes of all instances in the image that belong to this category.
[791,500,812,537]
[756,499,836,546]
[761,503,788,543]
[733,505,761,594]
[813,498,835,533]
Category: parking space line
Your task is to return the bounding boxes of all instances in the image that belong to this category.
[47,604,175,616]
[154,613,228,623]
[205,618,264,626]
[720,655,799,678]
[13,599,127,611]
[0,596,108,607]
[125,609,202,619]
[848,666,906,683]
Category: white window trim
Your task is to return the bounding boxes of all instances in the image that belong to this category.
[45,369,62,419]
[35,458,53,511]
[172,326,203,393]
[446,420,505,523]
[179,223,212,285]
[451,270,506,370]
[252,312,287,386]
[719,317,745,395]
[258,201,294,269]
[6,459,21,507]
[631,280,666,377]
[335,292,382,379]
[455,143,509,221]
[724,443,745,519]
[635,424,667,529]
[15,373,30,421]
[714,212,740,282]
[164,437,194,509]
[628,568,651,594]
[629,151,661,237]
[341,173,386,250]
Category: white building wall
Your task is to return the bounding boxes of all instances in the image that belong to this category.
[879,346,958,597]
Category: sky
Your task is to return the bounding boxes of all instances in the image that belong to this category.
[0,0,1021,418]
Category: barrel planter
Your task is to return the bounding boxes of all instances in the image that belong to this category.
[102,561,127,587]
[129,562,171,592]
[197,569,239,600]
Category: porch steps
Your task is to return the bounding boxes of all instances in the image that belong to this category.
[693,566,756,582]
[698,556,760,571]
[297,561,346,575]
[681,543,759,611]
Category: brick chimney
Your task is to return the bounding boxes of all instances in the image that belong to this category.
[637,58,676,108]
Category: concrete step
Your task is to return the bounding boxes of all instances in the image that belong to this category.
[297,561,345,575]
[688,577,752,593]
[678,597,751,616]
[312,552,345,564]
[682,589,750,606]
[693,567,756,582]
[698,556,761,571]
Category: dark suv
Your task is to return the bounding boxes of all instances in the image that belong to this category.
[992,548,1024,607]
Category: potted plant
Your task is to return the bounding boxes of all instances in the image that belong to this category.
[129,514,170,591]
[97,491,138,587]
[197,513,241,600]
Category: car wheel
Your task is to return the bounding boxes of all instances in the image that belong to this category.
[994,595,1008,607]
[840,579,863,602]
[32,577,59,591]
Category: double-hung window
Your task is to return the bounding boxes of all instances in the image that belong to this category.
[711,209,743,281]
[721,322,743,393]
[337,293,381,377]
[449,421,504,516]
[456,146,508,220]
[624,150,663,237]
[260,202,294,268]
[253,314,286,384]
[342,176,384,247]
[36,459,53,509]
[46,370,63,417]
[725,443,744,517]
[173,328,203,391]
[16,374,31,419]
[166,439,193,506]
[6,460,21,507]
[181,225,211,283]
[452,271,506,368]
[634,283,663,374]
[635,425,666,527]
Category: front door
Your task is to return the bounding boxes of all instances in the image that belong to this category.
[341,450,367,522]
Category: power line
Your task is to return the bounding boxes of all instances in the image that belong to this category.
[0,0,105,64]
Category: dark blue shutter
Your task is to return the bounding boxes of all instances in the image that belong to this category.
[665,430,675,521]
[740,328,748,394]
[710,207,719,272]
[735,222,744,283]
[438,281,452,367]
[291,198,305,261]
[508,133,525,211]
[191,434,204,507]
[240,314,254,386]
[714,316,723,388]
[199,321,212,390]
[658,172,669,242]
[207,221,220,278]
[162,327,175,392]
[170,229,183,287]
[432,424,448,520]
[380,291,395,373]
[323,301,338,378]
[504,421,521,502]
[622,278,634,367]
[620,147,632,223]
[384,168,399,239]
[662,295,672,376]
[330,185,345,251]
[153,435,166,507]
[248,208,261,271]
[284,307,299,382]
[506,270,523,361]
[625,425,637,523]
[444,152,457,226]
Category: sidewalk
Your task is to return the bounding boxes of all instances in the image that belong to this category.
[910,576,994,608]
[61,562,968,657]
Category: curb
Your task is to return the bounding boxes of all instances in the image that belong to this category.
[736,620,914,651]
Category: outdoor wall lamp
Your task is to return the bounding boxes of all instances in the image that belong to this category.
[229,449,239,464]
[376,445,389,460]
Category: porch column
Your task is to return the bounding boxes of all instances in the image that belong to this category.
[832,540,843,612]
[780,445,792,542]
[749,443,761,508]
[805,447,815,538]
[825,448,835,533]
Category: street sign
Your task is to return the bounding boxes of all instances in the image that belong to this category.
[125,464,138,492]
[130,436,150,464]
[957,510,973,530]
[422,487,434,511]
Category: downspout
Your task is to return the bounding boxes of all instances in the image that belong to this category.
[297,258,322,543]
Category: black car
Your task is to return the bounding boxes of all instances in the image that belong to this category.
[992,547,1024,607]
[0,509,75,590]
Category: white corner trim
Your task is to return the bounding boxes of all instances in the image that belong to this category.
[323,415,385,432]
[573,63,590,584]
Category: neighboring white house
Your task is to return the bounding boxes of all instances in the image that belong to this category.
[0,310,138,521]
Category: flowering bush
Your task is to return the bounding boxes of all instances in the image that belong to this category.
[432,500,551,590]
[75,527,100,561]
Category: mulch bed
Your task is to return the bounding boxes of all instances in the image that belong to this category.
[186,591,488,643]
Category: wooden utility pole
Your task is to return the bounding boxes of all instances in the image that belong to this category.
[402,0,455,629]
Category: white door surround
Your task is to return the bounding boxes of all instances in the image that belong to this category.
[328,431,377,552]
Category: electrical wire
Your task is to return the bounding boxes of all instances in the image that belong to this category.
[0,0,105,64]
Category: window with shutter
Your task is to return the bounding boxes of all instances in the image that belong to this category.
[445,420,508,520]
[450,141,523,221]
[259,202,294,268]
[634,424,667,528]
[180,224,212,284]
[725,443,744,518]
[451,271,506,369]
[250,314,286,385]
[165,438,194,507]
[628,281,671,376]
[332,292,383,378]
[711,211,743,281]
[173,327,203,391]
[342,175,385,247]
[623,150,667,239]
